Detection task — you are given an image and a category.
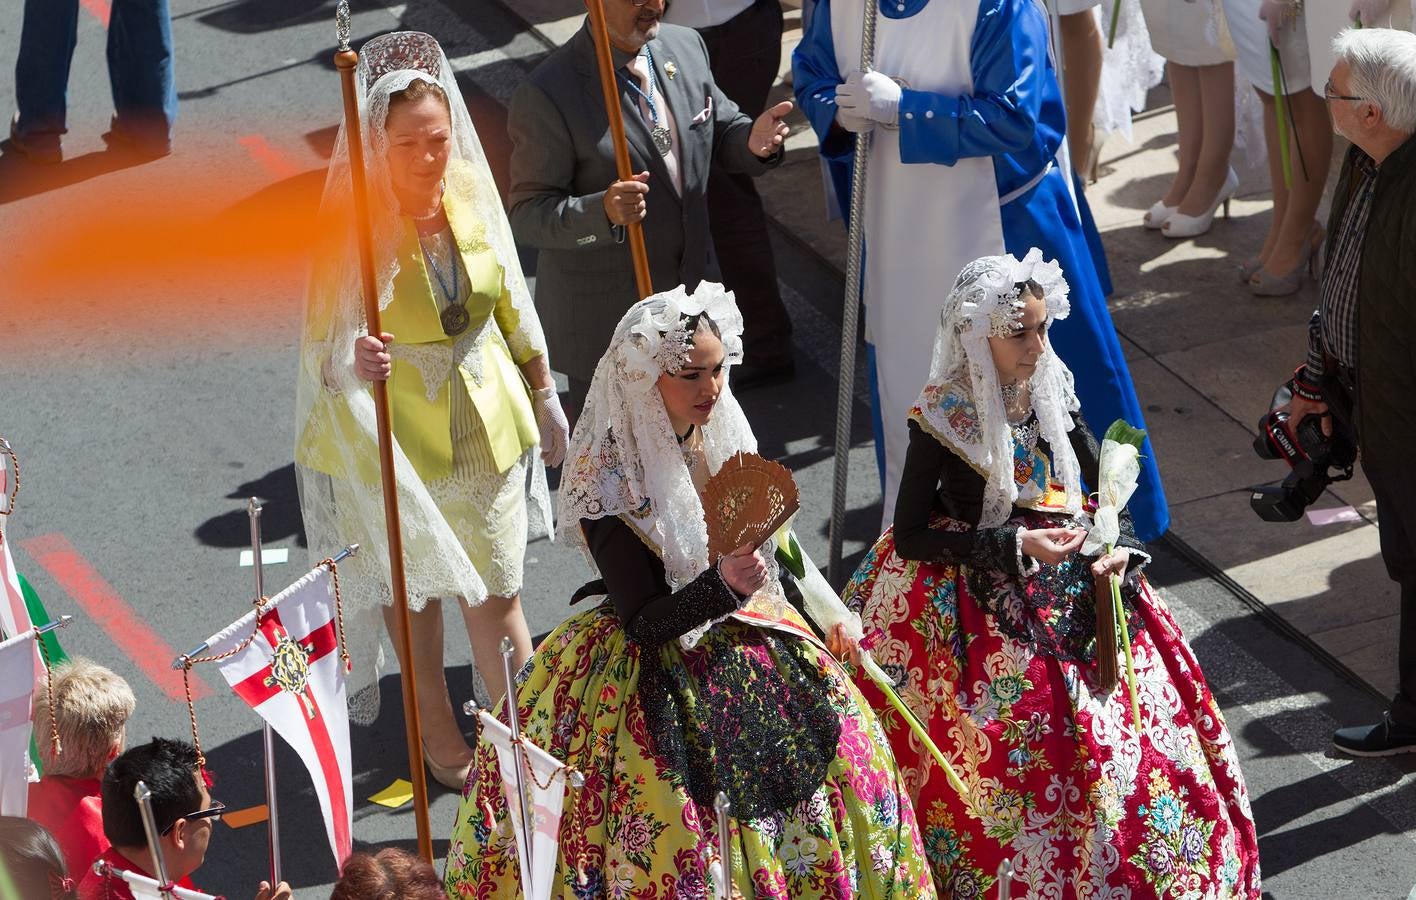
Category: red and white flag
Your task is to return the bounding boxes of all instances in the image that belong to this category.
[475,708,572,900]
[203,565,352,866]
[0,503,38,678]
[92,864,223,900]
[0,630,36,816]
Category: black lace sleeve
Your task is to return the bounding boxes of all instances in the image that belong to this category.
[893,420,1029,574]
[582,516,742,647]
[1068,415,1150,569]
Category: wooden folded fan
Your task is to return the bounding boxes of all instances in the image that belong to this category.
[703,452,800,563]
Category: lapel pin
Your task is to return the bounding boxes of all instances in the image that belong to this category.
[665,60,677,80]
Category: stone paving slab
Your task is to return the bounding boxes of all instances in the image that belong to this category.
[487,0,1401,703]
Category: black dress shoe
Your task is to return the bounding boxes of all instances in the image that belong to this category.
[102,115,171,159]
[8,113,61,164]
[1332,711,1416,757]
[732,360,796,391]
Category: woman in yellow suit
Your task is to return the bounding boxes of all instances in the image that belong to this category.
[294,32,569,789]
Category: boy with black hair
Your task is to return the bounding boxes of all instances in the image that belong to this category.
[77,737,290,900]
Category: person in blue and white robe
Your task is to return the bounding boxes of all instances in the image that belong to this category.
[792,0,1169,540]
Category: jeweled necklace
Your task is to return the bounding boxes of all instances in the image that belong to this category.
[419,231,470,336]
[1001,379,1030,422]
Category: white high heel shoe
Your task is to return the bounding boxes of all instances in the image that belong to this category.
[1163,168,1239,239]
[1143,200,1177,230]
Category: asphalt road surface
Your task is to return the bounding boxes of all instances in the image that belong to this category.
[2,0,1414,896]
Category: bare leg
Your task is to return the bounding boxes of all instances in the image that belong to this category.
[382,599,473,768]
[1256,87,1333,279]
[1162,62,1202,209]
[1060,10,1104,179]
[1176,61,1236,216]
[458,593,534,706]
[1255,90,1289,267]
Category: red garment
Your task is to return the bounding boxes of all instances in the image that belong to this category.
[843,510,1262,898]
[77,847,197,900]
[28,776,108,878]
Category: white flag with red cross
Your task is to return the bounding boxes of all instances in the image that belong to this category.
[475,708,572,900]
[0,630,36,816]
[203,565,352,866]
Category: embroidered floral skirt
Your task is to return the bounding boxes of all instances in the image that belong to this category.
[444,602,936,899]
[842,515,1261,899]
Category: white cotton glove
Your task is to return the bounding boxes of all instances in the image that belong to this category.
[1349,0,1391,24]
[1258,0,1298,43]
[835,70,902,126]
[834,104,875,134]
[531,386,569,467]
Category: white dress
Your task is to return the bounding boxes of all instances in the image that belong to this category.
[1222,0,1311,93]
[1305,0,1414,89]
[1139,0,1234,66]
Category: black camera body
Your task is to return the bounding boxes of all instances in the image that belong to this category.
[1250,381,1356,522]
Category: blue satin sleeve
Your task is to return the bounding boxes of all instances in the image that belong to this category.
[791,0,854,162]
[896,0,1062,182]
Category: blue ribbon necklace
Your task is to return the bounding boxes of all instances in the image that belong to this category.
[619,46,672,156]
[419,233,470,336]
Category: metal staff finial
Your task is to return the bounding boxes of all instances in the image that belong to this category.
[134,781,175,899]
[335,0,351,52]
[714,791,732,900]
[996,857,1015,900]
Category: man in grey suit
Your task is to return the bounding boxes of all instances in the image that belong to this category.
[506,0,793,401]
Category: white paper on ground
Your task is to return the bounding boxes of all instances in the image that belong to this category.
[1306,506,1361,527]
[238,548,289,567]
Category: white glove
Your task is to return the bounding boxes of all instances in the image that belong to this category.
[834,104,875,134]
[835,70,901,126]
[531,386,569,467]
[1258,0,1297,43]
[1349,0,1391,24]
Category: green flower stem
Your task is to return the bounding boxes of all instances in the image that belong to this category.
[870,668,969,800]
[1271,43,1293,189]
[1108,0,1122,49]
[1107,546,1142,734]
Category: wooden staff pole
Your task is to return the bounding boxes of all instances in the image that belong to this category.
[585,0,654,299]
[332,7,434,863]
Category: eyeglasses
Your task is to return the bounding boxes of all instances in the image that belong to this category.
[1324,79,1365,102]
[160,800,226,835]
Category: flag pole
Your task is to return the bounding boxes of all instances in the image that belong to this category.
[714,791,732,899]
[332,2,434,862]
[500,636,535,876]
[826,0,880,582]
[134,781,176,900]
[247,500,282,887]
[585,0,654,300]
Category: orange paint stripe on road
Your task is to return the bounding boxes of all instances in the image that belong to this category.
[18,533,212,702]
[80,0,111,27]
[238,134,302,180]
[223,804,269,829]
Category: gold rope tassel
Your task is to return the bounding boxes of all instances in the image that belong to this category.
[1095,573,1119,694]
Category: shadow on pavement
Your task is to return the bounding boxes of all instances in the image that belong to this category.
[195,464,308,548]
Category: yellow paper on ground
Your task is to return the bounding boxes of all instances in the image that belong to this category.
[369,779,414,808]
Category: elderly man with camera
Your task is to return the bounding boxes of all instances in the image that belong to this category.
[1284,27,1416,757]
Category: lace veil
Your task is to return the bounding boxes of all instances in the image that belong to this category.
[912,249,1085,528]
[557,284,778,648]
[294,32,551,719]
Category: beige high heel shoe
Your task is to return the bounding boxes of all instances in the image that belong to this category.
[423,741,473,791]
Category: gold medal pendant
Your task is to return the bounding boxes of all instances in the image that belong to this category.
[441,302,470,337]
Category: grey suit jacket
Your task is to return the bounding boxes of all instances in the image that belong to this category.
[507,21,780,380]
